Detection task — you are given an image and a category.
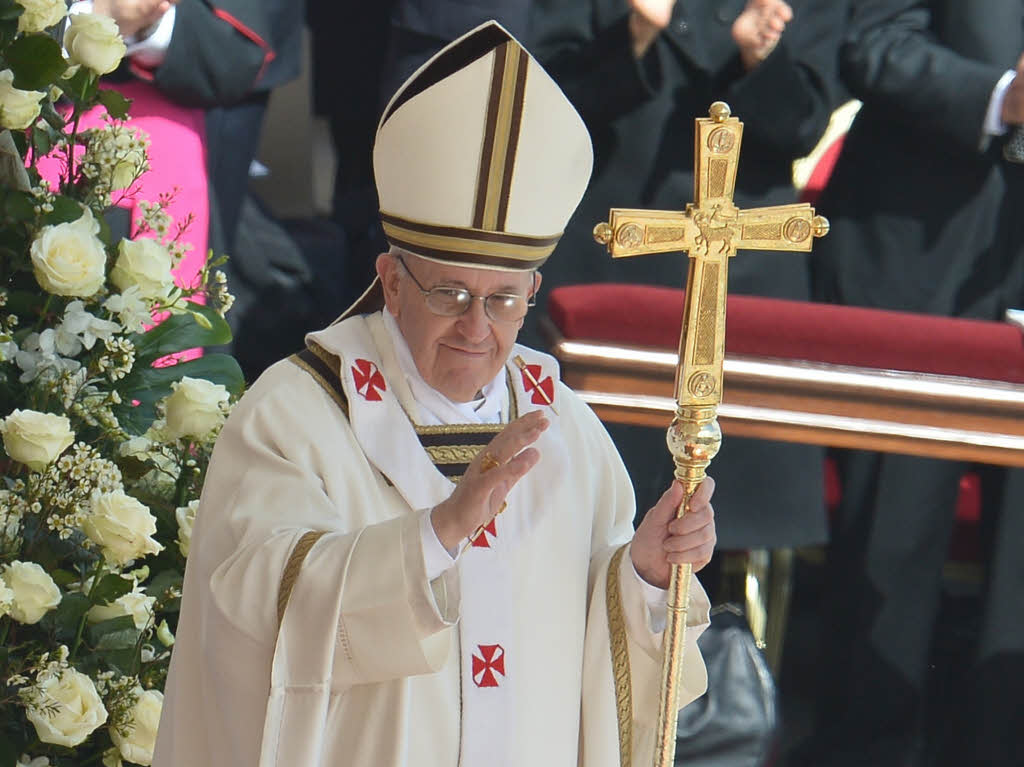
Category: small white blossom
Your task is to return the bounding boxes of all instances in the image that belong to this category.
[60,300,121,350]
[103,286,150,333]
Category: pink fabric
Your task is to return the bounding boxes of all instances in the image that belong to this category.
[40,80,208,287]
[37,80,208,359]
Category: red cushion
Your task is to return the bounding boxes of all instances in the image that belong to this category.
[548,284,1024,383]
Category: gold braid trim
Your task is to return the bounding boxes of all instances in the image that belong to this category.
[423,444,487,465]
[607,544,633,767]
[277,530,327,631]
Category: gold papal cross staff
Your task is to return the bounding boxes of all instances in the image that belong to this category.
[593,101,829,767]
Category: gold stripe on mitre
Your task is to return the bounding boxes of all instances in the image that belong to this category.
[380,212,561,270]
[475,42,530,232]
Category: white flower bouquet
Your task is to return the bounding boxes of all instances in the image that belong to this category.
[0,2,243,765]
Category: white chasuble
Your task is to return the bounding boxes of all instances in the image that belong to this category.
[152,312,710,767]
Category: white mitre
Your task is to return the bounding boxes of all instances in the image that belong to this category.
[342,20,594,319]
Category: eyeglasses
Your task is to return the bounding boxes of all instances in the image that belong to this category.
[397,255,537,323]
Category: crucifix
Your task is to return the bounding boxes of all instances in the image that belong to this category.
[593,101,829,767]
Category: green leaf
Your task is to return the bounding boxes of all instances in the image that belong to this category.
[49,568,79,587]
[115,353,245,435]
[0,732,19,767]
[146,569,183,611]
[131,303,233,364]
[40,195,84,226]
[90,573,134,606]
[6,34,66,90]
[60,65,98,105]
[49,592,91,643]
[97,88,132,120]
[2,188,35,223]
[90,618,140,648]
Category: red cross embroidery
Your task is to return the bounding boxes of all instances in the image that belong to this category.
[351,359,386,401]
[519,363,555,407]
[472,644,505,688]
[470,518,497,548]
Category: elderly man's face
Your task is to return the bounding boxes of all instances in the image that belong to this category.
[378,252,539,402]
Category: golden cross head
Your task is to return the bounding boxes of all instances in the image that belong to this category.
[593,102,828,263]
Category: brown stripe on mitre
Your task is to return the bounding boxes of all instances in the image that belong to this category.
[381,213,561,270]
[497,48,529,231]
[473,42,528,232]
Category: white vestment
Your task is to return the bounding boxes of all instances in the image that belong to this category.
[153,312,709,767]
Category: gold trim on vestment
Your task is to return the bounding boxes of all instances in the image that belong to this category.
[424,444,489,464]
[415,423,507,436]
[277,530,327,631]
[607,544,633,767]
[288,343,349,415]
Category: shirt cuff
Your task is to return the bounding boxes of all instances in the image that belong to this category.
[630,556,668,633]
[419,508,458,581]
[984,69,1017,137]
[124,6,175,69]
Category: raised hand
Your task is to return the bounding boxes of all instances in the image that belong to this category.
[91,0,177,39]
[430,410,549,551]
[631,477,716,590]
[732,0,793,71]
[628,0,676,58]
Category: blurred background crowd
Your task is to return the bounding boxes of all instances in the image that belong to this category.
[82,1,1024,765]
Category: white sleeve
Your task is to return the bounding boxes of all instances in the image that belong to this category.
[419,507,458,581]
[984,69,1017,136]
[630,557,669,633]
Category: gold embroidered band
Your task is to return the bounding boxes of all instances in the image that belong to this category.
[277,530,328,631]
[381,212,561,270]
[607,544,633,767]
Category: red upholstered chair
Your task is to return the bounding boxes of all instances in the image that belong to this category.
[544,284,1024,660]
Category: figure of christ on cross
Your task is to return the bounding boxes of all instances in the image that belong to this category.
[593,101,829,767]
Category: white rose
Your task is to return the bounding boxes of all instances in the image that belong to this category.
[83,490,163,566]
[1,561,61,624]
[0,70,45,131]
[110,688,162,766]
[30,207,108,298]
[15,0,67,34]
[26,668,108,747]
[1,409,75,472]
[175,500,198,558]
[163,377,229,441]
[87,586,155,630]
[110,238,173,300]
[63,13,126,75]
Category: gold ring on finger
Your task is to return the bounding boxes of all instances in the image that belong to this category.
[479,451,501,473]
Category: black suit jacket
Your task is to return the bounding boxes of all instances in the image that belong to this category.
[812,0,1024,319]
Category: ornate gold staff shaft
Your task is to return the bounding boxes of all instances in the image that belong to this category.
[654,248,725,767]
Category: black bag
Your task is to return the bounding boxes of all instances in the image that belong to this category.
[674,603,779,766]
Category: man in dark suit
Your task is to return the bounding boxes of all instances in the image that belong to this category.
[799,2,1024,765]
[527,0,845,553]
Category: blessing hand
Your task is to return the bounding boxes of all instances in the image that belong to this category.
[631,477,716,590]
[430,410,549,551]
